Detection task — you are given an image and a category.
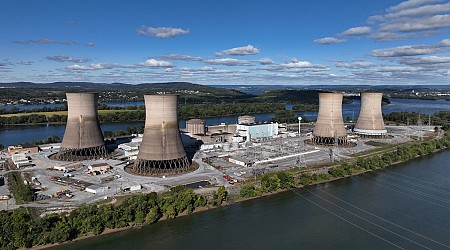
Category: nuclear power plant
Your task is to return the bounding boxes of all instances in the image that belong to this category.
[55,93,108,161]
[354,93,387,137]
[312,93,348,145]
[132,94,190,175]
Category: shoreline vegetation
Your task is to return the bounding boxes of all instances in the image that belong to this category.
[1,131,449,249]
[0,102,319,126]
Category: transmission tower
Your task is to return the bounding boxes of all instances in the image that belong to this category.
[418,114,423,141]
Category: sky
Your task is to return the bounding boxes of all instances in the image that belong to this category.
[1,0,450,85]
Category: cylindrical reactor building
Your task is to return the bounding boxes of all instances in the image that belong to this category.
[354,93,387,137]
[55,93,107,161]
[133,95,190,175]
[186,119,205,135]
[312,93,348,145]
[238,115,255,125]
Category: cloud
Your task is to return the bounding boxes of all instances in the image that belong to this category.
[370,45,443,57]
[14,39,94,47]
[387,0,442,13]
[258,57,274,65]
[400,55,450,65]
[313,37,346,45]
[370,39,450,57]
[438,38,450,46]
[335,61,375,68]
[203,58,253,66]
[179,66,249,75]
[66,59,173,72]
[341,26,372,36]
[216,45,260,56]
[366,0,450,40]
[263,58,329,72]
[137,26,189,38]
[46,55,91,63]
[139,59,173,67]
[379,14,450,33]
[160,54,203,61]
[19,61,33,65]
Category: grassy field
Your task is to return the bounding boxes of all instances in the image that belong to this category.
[0,109,135,117]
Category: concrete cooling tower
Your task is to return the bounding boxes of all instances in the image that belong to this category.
[55,93,107,161]
[354,93,387,137]
[133,95,190,175]
[312,93,348,145]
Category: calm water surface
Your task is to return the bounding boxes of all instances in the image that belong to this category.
[50,150,450,250]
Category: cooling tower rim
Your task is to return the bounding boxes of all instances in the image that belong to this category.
[318,92,343,96]
[66,92,99,95]
[144,94,180,97]
[360,92,383,95]
[354,128,387,135]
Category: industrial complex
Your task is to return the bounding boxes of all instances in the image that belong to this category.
[0,91,438,212]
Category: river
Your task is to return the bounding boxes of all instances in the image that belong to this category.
[0,98,449,146]
[50,149,450,250]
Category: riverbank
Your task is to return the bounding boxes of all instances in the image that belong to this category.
[37,134,450,249]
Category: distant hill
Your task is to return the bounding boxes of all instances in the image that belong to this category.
[0,81,254,104]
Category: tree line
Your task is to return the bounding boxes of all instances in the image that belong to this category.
[0,185,228,249]
[0,102,285,125]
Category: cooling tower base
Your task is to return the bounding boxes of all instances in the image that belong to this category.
[132,156,191,176]
[53,145,108,161]
[311,135,349,146]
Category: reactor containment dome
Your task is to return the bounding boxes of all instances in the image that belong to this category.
[354,93,387,137]
[55,93,107,161]
[132,94,190,175]
[312,93,348,145]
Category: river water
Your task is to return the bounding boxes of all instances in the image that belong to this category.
[50,149,450,250]
[0,98,449,146]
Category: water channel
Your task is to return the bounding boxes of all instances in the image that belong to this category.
[50,149,450,250]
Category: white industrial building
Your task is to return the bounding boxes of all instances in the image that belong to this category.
[236,123,279,141]
[85,185,108,194]
[118,142,140,160]
[11,154,33,168]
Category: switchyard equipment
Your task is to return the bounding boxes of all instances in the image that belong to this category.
[354,93,387,138]
[55,93,107,161]
[312,93,348,145]
[133,95,190,175]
